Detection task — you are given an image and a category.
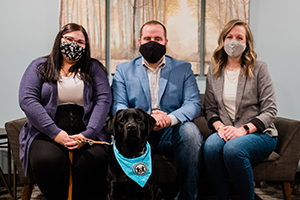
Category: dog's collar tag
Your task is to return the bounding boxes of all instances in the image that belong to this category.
[113,142,152,187]
[133,162,148,175]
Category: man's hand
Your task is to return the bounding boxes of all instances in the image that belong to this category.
[151,110,171,131]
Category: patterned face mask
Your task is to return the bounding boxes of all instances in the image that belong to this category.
[60,41,85,61]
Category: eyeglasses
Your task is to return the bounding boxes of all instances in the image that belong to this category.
[62,36,86,45]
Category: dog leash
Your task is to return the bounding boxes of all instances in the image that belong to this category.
[68,151,73,200]
[67,136,113,200]
[73,136,114,146]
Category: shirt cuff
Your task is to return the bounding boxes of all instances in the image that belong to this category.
[250,118,265,133]
[207,117,222,130]
[168,114,180,126]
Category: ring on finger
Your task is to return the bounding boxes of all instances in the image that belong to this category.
[229,134,233,138]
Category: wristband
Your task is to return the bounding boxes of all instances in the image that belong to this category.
[242,124,250,134]
[216,125,225,131]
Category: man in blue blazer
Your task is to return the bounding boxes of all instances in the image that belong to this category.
[111,20,203,200]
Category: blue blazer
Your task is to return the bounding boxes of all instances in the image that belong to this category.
[111,55,202,123]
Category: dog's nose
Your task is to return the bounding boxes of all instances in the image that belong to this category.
[126,123,136,131]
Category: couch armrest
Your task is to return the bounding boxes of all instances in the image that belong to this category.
[274,117,300,156]
[253,117,300,181]
[5,117,34,184]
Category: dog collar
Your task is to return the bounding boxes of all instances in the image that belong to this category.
[113,142,152,187]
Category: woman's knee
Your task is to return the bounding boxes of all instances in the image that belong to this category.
[74,145,107,170]
[204,133,224,153]
[30,150,68,171]
[223,141,246,162]
[30,134,69,168]
[30,145,68,170]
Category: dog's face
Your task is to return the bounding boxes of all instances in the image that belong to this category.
[106,108,156,158]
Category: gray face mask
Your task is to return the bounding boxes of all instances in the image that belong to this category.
[224,40,246,57]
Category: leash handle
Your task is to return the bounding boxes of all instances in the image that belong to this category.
[73,137,114,146]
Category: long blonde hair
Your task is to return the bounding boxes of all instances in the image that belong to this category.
[212,19,257,77]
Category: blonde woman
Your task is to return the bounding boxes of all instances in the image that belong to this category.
[203,19,278,199]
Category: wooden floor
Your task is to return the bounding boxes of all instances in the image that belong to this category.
[0,181,299,200]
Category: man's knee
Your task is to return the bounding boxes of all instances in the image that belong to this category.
[177,122,203,146]
[180,122,201,136]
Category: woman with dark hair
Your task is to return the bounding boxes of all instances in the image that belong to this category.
[203,19,278,199]
[19,23,111,199]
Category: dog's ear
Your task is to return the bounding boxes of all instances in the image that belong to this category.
[105,109,123,136]
[136,108,156,133]
[147,114,156,133]
[105,116,114,136]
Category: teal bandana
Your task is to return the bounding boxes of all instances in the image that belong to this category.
[113,142,152,187]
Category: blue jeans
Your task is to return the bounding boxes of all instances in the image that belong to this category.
[156,122,203,200]
[204,132,278,200]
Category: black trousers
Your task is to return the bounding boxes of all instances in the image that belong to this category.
[30,104,108,200]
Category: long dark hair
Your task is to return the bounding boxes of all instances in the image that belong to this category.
[40,23,94,84]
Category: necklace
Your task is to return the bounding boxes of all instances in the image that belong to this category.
[61,68,69,76]
[225,69,240,83]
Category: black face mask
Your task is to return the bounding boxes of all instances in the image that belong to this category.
[139,41,166,64]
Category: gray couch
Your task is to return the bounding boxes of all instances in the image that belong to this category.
[5,94,300,200]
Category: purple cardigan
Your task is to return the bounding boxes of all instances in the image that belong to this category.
[19,57,112,175]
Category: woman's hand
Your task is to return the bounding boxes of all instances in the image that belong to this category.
[217,126,226,140]
[213,121,226,139]
[54,130,73,146]
[222,126,247,142]
[68,134,86,149]
[54,131,86,150]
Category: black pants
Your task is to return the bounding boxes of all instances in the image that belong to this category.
[30,104,108,200]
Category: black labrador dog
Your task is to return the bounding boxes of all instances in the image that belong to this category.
[105,108,164,200]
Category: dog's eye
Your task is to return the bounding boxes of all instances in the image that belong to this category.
[119,118,125,123]
[136,118,142,122]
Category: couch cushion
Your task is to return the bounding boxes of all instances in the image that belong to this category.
[263,151,280,162]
